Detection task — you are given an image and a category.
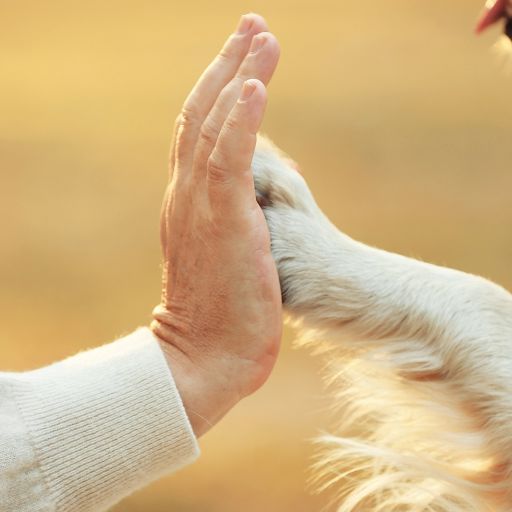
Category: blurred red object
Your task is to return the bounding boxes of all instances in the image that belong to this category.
[476,0,509,33]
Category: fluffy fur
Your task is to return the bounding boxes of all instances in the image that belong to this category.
[252,136,512,511]
[493,35,512,72]
[490,1,512,70]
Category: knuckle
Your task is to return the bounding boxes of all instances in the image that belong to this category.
[199,122,218,148]
[177,106,200,131]
[218,48,234,64]
[173,108,201,161]
[223,115,240,133]
[207,155,232,185]
[174,113,183,130]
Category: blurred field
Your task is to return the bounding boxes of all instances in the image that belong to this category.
[1,0,512,510]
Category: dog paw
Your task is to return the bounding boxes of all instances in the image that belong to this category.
[252,135,314,213]
[252,135,338,308]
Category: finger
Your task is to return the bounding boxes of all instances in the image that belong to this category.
[172,13,268,173]
[207,79,267,212]
[194,32,280,176]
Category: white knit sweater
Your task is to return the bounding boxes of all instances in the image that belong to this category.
[0,328,200,511]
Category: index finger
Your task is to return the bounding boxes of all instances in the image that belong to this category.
[207,79,268,213]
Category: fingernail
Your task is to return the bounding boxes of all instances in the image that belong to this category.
[236,15,253,34]
[240,80,257,101]
[250,34,267,53]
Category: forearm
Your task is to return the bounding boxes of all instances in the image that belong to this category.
[0,329,199,512]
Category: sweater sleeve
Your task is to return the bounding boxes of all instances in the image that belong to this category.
[0,328,200,512]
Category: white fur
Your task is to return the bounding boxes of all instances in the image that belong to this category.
[252,135,512,511]
[493,35,512,73]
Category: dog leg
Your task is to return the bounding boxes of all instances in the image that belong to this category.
[253,135,512,511]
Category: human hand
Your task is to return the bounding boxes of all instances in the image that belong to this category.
[151,14,282,437]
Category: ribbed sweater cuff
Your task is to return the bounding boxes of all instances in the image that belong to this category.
[13,328,200,512]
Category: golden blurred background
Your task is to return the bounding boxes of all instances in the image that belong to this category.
[1,1,512,510]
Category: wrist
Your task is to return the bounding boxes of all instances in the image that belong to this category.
[153,325,239,438]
